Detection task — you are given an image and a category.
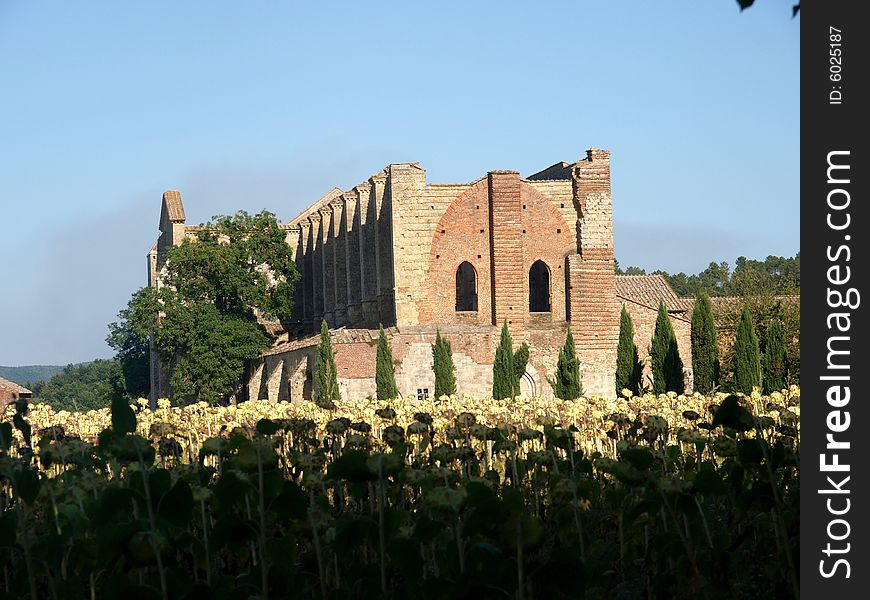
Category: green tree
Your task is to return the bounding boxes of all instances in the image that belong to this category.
[107,287,154,399]
[376,326,399,400]
[512,342,530,397]
[35,359,123,412]
[732,306,762,394]
[113,210,299,405]
[315,320,340,408]
[615,305,643,395]
[551,329,583,400]
[492,322,515,400]
[762,317,788,393]
[650,301,684,394]
[432,329,457,398]
[690,293,719,394]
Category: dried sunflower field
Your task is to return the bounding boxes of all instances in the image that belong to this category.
[0,388,800,599]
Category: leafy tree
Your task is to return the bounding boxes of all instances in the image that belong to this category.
[650,301,684,394]
[690,293,719,394]
[315,320,340,408]
[34,359,123,412]
[615,305,643,395]
[113,211,299,405]
[512,342,530,397]
[551,329,583,400]
[376,326,398,400]
[432,329,456,398]
[736,0,799,17]
[762,317,788,393]
[492,322,515,400]
[616,254,799,299]
[732,307,762,394]
[107,288,153,399]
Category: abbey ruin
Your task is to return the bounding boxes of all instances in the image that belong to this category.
[149,148,695,402]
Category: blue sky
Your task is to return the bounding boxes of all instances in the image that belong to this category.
[0,1,798,365]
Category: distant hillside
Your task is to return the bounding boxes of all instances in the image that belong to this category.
[0,364,85,386]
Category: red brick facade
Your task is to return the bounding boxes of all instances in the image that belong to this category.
[151,148,697,401]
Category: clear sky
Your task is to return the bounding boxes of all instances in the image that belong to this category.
[0,1,799,366]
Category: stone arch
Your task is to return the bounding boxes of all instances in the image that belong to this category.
[519,362,540,397]
[529,260,551,312]
[455,261,478,311]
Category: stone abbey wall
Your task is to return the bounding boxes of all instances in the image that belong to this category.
[149,147,698,403]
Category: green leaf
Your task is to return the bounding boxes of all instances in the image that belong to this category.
[0,512,18,547]
[12,412,31,447]
[692,464,726,496]
[620,447,655,470]
[0,422,12,451]
[711,395,755,432]
[111,394,137,435]
[159,479,194,528]
[327,449,373,483]
[256,418,281,435]
[12,467,41,504]
[737,439,765,466]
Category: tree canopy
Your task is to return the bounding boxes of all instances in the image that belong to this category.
[111,210,299,405]
[31,359,122,412]
[616,253,800,298]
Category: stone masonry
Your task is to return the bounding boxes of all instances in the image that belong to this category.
[149,148,695,403]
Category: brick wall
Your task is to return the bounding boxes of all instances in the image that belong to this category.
[566,149,620,397]
[153,149,636,402]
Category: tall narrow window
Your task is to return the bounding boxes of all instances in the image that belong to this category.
[529,260,551,312]
[456,261,478,311]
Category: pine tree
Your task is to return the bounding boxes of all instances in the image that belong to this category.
[432,329,457,398]
[314,320,340,408]
[691,293,720,394]
[492,322,515,400]
[615,305,643,395]
[552,329,583,400]
[762,317,788,393]
[732,306,762,394]
[650,301,684,393]
[513,342,530,396]
[376,326,399,400]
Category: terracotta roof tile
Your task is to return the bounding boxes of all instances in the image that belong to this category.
[162,190,185,222]
[265,328,377,356]
[0,377,32,395]
[615,274,684,312]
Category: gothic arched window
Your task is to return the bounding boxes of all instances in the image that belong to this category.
[455,262,478,311]
[529,260,551,312]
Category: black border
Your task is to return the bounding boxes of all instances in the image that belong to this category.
[801,2,869,596]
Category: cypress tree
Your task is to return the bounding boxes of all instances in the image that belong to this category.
[616,305,643,395]
[314,320,340,408]
[650,301,684,393]
[375,326,399,400]
[432,329,457,398]
[762,317,788,393]
[691,293,720,394]
[732,306,762,394]
[492,322,515,400]
[513,342,530,396]
[552,329,583,400]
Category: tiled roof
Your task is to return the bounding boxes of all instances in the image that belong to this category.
[0,377,31,396]
[615,274,685,312]
[162,190,185,222]
[265,328,379,356]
